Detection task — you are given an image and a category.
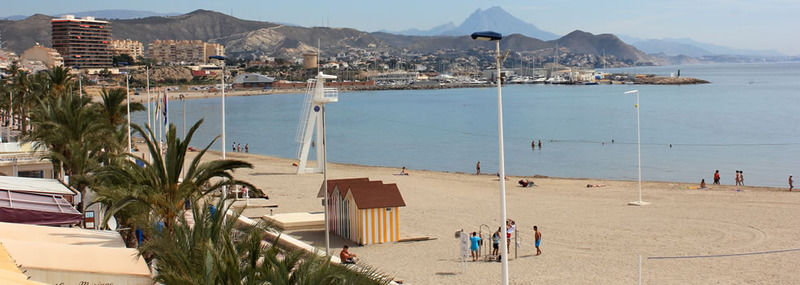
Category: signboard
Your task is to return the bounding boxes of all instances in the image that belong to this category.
[84,211,95,229]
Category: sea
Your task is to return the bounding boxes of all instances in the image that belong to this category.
[134,62,800,187]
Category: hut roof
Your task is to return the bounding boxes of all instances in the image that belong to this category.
[318,178,405,209]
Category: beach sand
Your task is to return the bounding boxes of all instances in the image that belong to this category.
[191,150,799,284]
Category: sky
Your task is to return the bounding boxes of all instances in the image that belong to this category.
[4,0,799,55]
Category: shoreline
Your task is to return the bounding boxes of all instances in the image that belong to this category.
[87,74,708,104]
[203,149,784,192]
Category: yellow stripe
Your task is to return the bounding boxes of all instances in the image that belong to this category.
[370,208,375,245]
[395,207,399,241]
[382,209,387,243]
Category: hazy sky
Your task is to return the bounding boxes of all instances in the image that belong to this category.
[4,0,799,55]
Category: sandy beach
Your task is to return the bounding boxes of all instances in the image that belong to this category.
[177,149,800,284]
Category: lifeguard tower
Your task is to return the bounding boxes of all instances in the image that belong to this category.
[295,72,338,174]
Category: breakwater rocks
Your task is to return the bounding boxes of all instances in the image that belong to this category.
[633,75,709,85]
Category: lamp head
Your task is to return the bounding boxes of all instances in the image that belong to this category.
[624,90,639,95]
[471,31,502,41]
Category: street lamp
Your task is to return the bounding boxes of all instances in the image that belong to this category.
[625,90,649,206]
[471,30,509,285]
[125,71,132,153]
[119,63,133,154]
[209,55,228,200]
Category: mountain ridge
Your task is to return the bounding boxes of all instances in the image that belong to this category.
[0,9,650,65]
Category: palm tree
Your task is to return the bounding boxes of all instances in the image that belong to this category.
[95,119,254,231]
[95,88,145,159]
[24,93,107,211]
[142,198,392,285]
[45,65,73,94]
[98,88,144,127]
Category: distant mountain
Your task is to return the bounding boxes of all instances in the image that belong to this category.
[389,7,559,40]
[630,39,713,57]
[620,35,783,57]
[1,10,179,21]
[658,38,782,57]
[1,15,29,21]
[66,9,180,19]
[445,7,559,40]
[0,9,648,64]
[390,22,457,36]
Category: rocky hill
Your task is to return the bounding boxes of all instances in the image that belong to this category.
[0,9,652,63]
[555,30,648,62]
[112,10,278,44]
[0,14,53,53]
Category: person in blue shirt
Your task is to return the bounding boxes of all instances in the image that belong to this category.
[470,232,481,261]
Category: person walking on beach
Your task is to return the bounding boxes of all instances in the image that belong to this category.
[237,143,242,153]
[492,227,500,256]
[245,143,249,153]
[740,171,744,185]
[714,170,720,184]
[232,141,236,152]
[735,171,742,186]
[789,175,793,191]
[476,161,481,175]
[469,232,481,261]
[534,225,542,256]
[538,140,542,148]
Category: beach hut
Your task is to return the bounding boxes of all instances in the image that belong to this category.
[319,178,406,245]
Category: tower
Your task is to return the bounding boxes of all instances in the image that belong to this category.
[295,72,338,174]
[51,15,112,68]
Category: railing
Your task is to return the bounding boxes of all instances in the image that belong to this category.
[323,87,338,100]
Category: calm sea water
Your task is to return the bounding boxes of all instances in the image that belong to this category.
[134,62,800,187]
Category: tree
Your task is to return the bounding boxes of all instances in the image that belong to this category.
[45,65,74,94]
[113,53,135,66]
[143,198,392,285]
[95,119,253,232]
[24,93,107,211]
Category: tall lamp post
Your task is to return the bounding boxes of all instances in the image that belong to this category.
[625,90,649,206]
[125,71,132,153]
[209,55,228,200]
[471,30,509,285]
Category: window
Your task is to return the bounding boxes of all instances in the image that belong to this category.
[18,170,44,178]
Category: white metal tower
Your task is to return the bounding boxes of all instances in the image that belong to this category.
[295,72,338,174]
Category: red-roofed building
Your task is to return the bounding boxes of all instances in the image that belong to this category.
[319,178,406,245]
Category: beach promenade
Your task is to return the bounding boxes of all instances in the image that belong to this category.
[193,150,799,284]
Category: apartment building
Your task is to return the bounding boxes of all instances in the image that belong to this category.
[148,40,224,65]
[51,15,112,67]
[109,39,144,59]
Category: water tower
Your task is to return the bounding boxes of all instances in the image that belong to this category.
[295,72,337,174]
[303,52,318,69]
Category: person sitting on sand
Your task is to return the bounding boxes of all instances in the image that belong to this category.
[586,184,607,188]
[340,245,358,264]
[518,179,534,187]
[700,179,707,189]
[400,167,409,175]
